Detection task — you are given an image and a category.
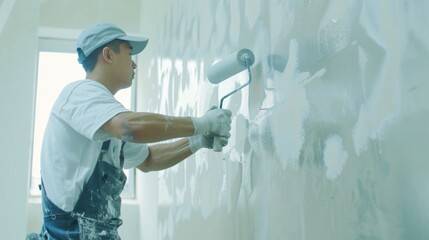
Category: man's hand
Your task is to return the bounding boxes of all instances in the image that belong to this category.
[191,108,232,136]
[188,133,230,153]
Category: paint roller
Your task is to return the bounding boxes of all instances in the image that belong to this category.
[206,48,255,151]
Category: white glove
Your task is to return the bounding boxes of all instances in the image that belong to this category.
[191,108,232,136]
[188,134,230,153]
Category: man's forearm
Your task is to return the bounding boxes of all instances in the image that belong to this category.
[137,138,193,172]
[104,112,196,143]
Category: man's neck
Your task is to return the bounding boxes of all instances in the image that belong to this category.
[86,69,118,95]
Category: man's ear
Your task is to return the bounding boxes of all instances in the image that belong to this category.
[101,47,113,64]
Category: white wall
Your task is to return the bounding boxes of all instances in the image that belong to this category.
[39,0,140,33]
[137,0,429,239]
[0,0,39,238]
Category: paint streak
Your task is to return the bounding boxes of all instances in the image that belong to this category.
[352,1,403,155]
[323,135,348,180]
[137,0,429,239]
[271,39,310,168]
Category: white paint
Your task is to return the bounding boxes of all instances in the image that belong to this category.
[318,0,358,55]
[323,135,348,180]
[271,39,310,168]
[223,114,248,162]
[229,0,240,45]
[269,1,293,46]
[136,0,429,239]
[299,68,326,87]
[197,1,214,51]
[352,0,404,155]
[175,60,201,115]
[214,0,228,50]
[157,57,173,114]
[219,161,242,213]
[248,109,273,159]
[244,0,261,29]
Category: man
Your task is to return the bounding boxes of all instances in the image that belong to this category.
[36,23,232,239]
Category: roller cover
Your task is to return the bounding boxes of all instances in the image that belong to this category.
[207,48,255,84]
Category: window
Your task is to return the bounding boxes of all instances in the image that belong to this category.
[30,37,136,198]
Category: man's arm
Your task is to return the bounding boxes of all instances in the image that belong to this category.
[102,109,232,143]
[136,138,193,172]
[136,133,229,172]
[102,112,195,143]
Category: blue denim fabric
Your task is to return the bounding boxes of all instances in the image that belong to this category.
[73,159,126,239]
[40,185,79,239]
[39,140,127,240]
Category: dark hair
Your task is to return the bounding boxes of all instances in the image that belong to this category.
[79,39,125,72]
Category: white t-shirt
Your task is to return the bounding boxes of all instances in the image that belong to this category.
[40,80,149,212]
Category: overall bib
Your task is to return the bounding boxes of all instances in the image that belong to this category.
[40,140,127,240]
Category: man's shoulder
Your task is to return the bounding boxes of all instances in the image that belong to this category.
[64,79,104,91]
[60,80,111,100]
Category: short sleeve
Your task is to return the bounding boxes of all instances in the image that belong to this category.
[53,80,129,140]
[123,142,149,169]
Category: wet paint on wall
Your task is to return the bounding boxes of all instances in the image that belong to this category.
[138,0,429,239]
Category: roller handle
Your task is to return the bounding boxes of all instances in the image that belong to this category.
[212,140,224,152]
[212,57,253,152]
[212,108,224,151]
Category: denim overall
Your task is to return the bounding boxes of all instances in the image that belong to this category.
[40,140,127,240]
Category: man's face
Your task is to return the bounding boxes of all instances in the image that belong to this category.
[112,42,136,89]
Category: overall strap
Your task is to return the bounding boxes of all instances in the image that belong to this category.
[98,140,111,162]
[119,140,126,168]
[98,140,126,168]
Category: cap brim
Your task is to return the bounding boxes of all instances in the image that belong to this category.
[118,35,149,55]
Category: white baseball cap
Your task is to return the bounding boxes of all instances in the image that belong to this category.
[76,23,149,64]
